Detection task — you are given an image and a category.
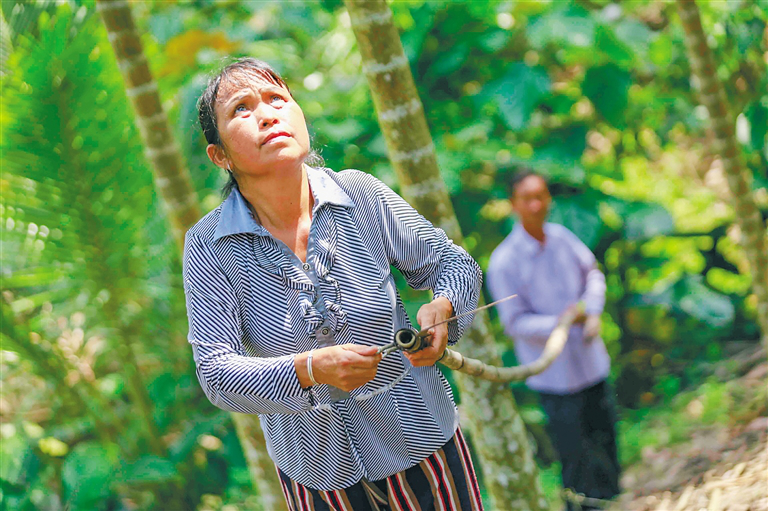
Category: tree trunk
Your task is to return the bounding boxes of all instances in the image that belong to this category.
[677,0,768,347]
[0,9,11,77]
[344,1,547,509]
[95,0,199,245]
[95,1,285,507]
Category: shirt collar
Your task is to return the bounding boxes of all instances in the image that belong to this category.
[306,166,355,211]
[512,221,549,257]
[213,166,355,241]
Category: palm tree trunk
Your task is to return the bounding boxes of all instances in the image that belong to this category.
[677,0,768,347]
[0,9,11,77]
[94,0,199,245]
[344,1,547,509]
[95,1,285,507]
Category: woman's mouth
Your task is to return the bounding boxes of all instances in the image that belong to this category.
[262,131,291,145]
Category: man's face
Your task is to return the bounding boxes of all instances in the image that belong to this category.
[510,175,551,228]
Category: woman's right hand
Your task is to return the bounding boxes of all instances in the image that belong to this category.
[295,344,382,391]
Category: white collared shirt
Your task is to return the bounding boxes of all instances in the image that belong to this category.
[487,222,610,394]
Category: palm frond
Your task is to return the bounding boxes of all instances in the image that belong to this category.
[2,6,170,311]
[1,4,184,452]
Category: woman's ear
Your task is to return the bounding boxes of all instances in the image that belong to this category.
[206,144,228,170]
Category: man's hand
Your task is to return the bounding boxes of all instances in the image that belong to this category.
[296,344,381,391]
[583,314,601,342]
[407,297,454,367]
[572,307,587,324]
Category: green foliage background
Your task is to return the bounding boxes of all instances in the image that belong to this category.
[1,0,766,509]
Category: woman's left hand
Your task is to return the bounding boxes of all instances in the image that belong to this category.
[406,297,454,367]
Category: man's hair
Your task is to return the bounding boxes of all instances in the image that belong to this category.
[506,166,549,198]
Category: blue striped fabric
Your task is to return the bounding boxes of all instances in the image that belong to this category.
[183,166,481,490]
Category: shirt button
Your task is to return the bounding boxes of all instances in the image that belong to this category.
[302,263,311,271]
[321,327,330,335]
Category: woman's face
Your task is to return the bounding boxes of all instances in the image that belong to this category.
[208,72,310,177]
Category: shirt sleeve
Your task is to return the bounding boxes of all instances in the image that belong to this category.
[486,251,559,346]
[367,175,482,344]
[183,232,313,415]
[562,229,606,315]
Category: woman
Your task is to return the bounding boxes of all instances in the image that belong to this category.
[185,57,484,510]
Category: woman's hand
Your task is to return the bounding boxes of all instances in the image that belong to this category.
[407,297,454,367]
[295,344,382,391]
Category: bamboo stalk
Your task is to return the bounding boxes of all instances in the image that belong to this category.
[440,303,584,382]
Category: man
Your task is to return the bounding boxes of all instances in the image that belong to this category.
[486,168,620,511]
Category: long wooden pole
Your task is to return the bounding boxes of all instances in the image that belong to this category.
[441,303,584,382]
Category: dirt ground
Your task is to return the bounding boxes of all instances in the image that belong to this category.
[611,359,767,511]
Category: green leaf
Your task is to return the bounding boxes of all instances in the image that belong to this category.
[745,100,767,152]
[583,64,631,127]
[62,442,119,510]
[533,124,588,166]
[435,148,469,195]
[674,276,735,328]
[613,19,654,59]
[147,7,186,45]
[527,7,595,49]
[595,24,635,67]
[431,42,468,76]
[733,17,764,54]
[399,4,435,62]
[117,455,179,485]
[630,274,734,329]
[169,412,230,462]
[479,30,509,52]
[0,434,29,487]
[1,267,67,289]
[0,476,26,496]
[485,63,551,130]
[548,196,602,250]
[313,117,364,143]
[648,34,673,68]
[622,202,675,240]
[2,6,179,326]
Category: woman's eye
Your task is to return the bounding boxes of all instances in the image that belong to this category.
[270,95,285,105]
[235,104,247,113]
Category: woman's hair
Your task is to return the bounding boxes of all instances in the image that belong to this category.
[197,58,323,197]
[198,58,288,147]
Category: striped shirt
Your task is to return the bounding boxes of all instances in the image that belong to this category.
[183,166,481,490]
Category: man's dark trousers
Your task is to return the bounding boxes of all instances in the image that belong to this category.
[539,380,621,511]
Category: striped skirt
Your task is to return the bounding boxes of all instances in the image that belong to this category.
[277,427,484,511]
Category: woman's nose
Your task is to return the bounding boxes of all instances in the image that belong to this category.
[257,105,279,128]
[260,115,278,128]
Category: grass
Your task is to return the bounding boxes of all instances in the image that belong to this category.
[618,377,742,466]
[538,462,565,511]
[534,368,767,509]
